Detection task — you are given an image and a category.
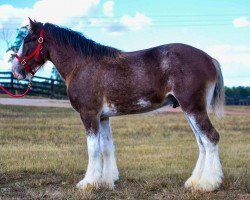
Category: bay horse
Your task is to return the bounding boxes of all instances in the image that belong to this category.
[12,19,224,192]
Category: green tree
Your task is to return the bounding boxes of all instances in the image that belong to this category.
[225,86,250,98]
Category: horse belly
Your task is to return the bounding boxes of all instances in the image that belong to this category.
[100,93,176,118]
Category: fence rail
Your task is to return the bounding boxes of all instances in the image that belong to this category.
[0,72,67,99]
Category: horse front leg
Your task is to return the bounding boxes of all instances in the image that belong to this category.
[100,118,119,189]
[77,113,102,191]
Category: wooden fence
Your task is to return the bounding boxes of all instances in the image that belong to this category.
[0,72,67,99]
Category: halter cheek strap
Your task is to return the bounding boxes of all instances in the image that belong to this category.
[15,29,44,75]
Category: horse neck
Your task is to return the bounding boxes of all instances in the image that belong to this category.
[47,41,85,81]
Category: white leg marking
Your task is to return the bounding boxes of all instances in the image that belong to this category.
[184,114,206,189]
[185,114,223,191]
[100,118,119,189]
[198,136,223,191]
[77,131,102,190]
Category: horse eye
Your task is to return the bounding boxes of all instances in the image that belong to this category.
[24,38,36,44]
[24,39,31,43]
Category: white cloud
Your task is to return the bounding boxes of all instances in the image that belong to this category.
[0,5,28,20]
[121,12,152,31]
[103,0,114,17]
[233,16,250,28]
[30,0,99,24]
[0,0,100,29]
[206,44,250,86]
[103,12,152,34]
[207,44,250,67]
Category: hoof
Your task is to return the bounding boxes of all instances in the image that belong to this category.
[100,178,115,190]
[76,179,99,192]
[184,176,200,190]
[185,174,222,192]
[196,178,222,192]
[185,177,222,192]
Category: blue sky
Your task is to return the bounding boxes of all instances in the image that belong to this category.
[0,0,249,86]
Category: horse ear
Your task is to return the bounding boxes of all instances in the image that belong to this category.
[29,17,36,31]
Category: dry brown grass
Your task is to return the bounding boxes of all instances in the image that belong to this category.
[0,105,249,199]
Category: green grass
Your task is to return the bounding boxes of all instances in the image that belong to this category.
[0,105,249,199]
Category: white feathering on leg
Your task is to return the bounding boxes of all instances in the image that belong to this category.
[198,137,223,191]
[185,115,223,192]
[100,119,119,189]
[184,114,206,189]
[77,131,102,190]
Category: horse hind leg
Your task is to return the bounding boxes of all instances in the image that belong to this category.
[177,83,223,192]
[185,112,223,192]
[184,113,206,190]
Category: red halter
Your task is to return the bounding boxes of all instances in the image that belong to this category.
[15,29,45,75]
[0,30,44,98]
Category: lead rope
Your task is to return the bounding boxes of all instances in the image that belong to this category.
[0,76,32,98]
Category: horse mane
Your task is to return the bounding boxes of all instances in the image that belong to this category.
[44,23,121,58]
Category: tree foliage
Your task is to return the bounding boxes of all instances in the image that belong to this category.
[225,86,250,98]
[6,25,29,62]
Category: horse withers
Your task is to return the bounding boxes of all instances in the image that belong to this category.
[12,19,224,192]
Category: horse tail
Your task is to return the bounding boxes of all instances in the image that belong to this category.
[210,58,225,117]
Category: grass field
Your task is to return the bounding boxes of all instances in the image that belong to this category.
[0,105,249,200]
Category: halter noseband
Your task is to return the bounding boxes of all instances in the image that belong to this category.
[15,29,44,75]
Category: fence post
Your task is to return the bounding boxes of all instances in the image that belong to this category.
[51,79,54,98]
[11,72,14,92]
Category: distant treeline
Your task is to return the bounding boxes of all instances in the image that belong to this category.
[225,86,250,98]
[225,86,250,105]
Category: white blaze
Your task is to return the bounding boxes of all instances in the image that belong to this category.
[12,43,23,72]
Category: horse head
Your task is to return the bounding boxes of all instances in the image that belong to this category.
[12,18,48,80]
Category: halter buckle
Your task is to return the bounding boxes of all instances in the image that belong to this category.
[21,60,26,65]
[38,37,43,43]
